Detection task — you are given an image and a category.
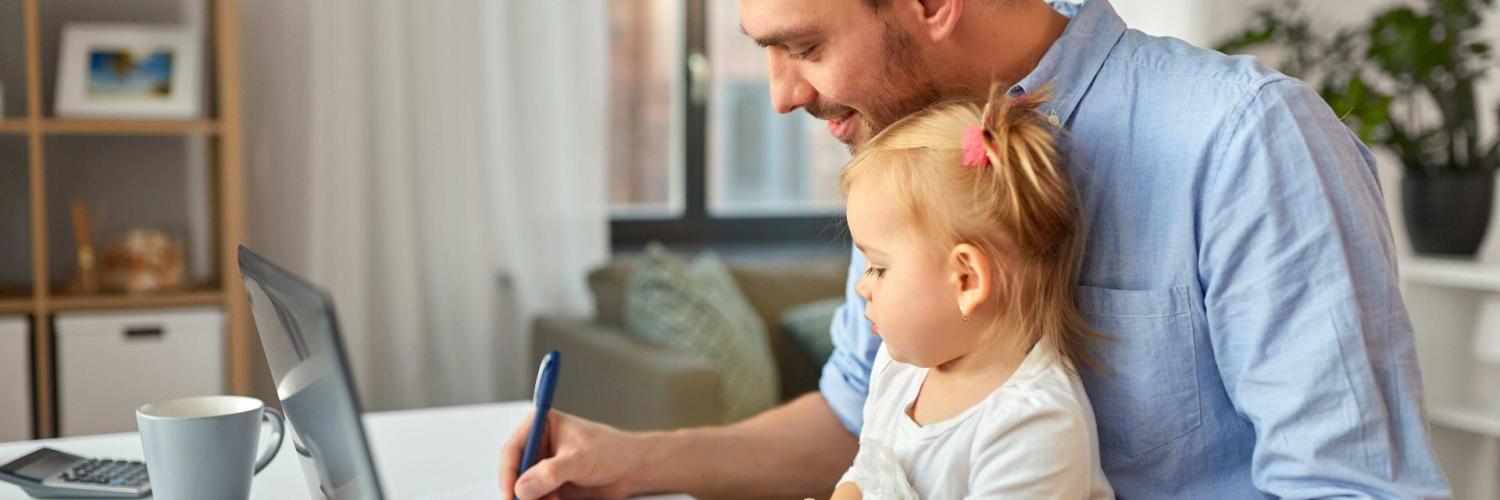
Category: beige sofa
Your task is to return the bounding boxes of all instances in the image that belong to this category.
[531,255,848,430]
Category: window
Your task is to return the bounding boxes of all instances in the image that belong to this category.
[705,1,848,217]
[607,0,847,247]
[608,0,684,218]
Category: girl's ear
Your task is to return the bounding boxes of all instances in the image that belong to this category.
[949,243,991,319]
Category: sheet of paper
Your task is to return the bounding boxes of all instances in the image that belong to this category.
[415,482,693,500]
[414,482,504,500]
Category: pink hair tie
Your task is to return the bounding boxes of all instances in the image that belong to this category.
[961,126,989,168]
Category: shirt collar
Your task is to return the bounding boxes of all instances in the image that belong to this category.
[1012,0,1128,128]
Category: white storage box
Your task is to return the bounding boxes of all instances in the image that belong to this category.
[0,316,30,441]
[56,308,224,436]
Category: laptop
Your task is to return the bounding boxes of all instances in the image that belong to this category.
[239,246,387,500]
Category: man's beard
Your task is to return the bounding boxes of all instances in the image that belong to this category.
[846,19,945,153]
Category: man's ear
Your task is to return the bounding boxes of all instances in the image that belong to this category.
[950,243,991,319]
[912,0,963,43]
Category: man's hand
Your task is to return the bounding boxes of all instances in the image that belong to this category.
[498,394,857,499]
[499,410,645,500]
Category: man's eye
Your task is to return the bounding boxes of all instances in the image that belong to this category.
[789,44,818,61]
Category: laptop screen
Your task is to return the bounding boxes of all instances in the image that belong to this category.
[239,246,385,500]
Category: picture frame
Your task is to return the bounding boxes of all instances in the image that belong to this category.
[55,24,202,119]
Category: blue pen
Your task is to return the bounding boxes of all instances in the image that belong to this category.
[516,350,561,500]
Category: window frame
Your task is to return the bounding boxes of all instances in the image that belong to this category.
[608,0,846,249]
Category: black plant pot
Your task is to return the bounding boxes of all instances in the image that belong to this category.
[1403,170,1495,256]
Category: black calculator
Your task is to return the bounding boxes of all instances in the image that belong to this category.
[0,447,150,498]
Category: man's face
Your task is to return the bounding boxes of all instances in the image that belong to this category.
[739,0,944,151]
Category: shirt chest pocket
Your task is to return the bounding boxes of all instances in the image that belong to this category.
[1077,285,1202,457]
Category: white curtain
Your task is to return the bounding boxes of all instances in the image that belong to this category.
[241,0,609,410]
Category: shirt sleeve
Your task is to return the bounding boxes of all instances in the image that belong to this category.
[1197,78,1449,497]
[819,244,884,436]
[965,395,1100,499]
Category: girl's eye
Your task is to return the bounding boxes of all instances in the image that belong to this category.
[863,266,886,278]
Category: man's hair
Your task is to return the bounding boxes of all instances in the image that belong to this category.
[861,0,1014,10]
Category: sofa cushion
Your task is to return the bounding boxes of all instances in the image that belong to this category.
[778,297,842,366]
[727,259,848,335]
[728,259,847,399]
[623,243,780,422]
[588,260,632,326]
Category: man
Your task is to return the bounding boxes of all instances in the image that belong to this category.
[501,0,1451,498]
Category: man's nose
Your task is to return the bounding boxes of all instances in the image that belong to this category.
[767,53,815,114]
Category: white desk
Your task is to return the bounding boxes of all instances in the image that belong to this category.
[0,402,690,499]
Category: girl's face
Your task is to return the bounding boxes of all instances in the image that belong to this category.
[846,178,979,368]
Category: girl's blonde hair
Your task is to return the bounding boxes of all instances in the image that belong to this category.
[841,83,1100,371]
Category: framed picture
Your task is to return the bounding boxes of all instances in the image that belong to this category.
[55,24,202,119]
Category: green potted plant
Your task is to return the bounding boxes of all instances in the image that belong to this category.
[1217,0,1498,255]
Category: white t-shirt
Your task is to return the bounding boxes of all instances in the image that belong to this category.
[838,341,1114,499]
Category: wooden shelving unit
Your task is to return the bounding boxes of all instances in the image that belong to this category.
[41,119,222,136]
[1399,256,1500,497]
[1403,256,1500,292]
[6,0,250,439]
[48,289,225,312]
[1430,403,1500,438]
[2,119,220,136]
[0,298,33,315]
[1401,257,1500,437]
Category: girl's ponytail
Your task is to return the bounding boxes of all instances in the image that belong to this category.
[970,83,1074,259]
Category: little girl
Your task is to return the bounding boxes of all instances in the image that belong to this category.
[832,85,1113,499]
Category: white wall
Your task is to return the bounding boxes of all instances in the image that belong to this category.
[1110,0,1214,46]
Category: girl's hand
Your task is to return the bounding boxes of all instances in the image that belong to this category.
[840,439,917,499]
[829,481,863,500]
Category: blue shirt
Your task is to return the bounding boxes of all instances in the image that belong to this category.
[819,0,1451,497]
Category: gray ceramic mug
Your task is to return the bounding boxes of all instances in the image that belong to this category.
[136,395,285,500]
